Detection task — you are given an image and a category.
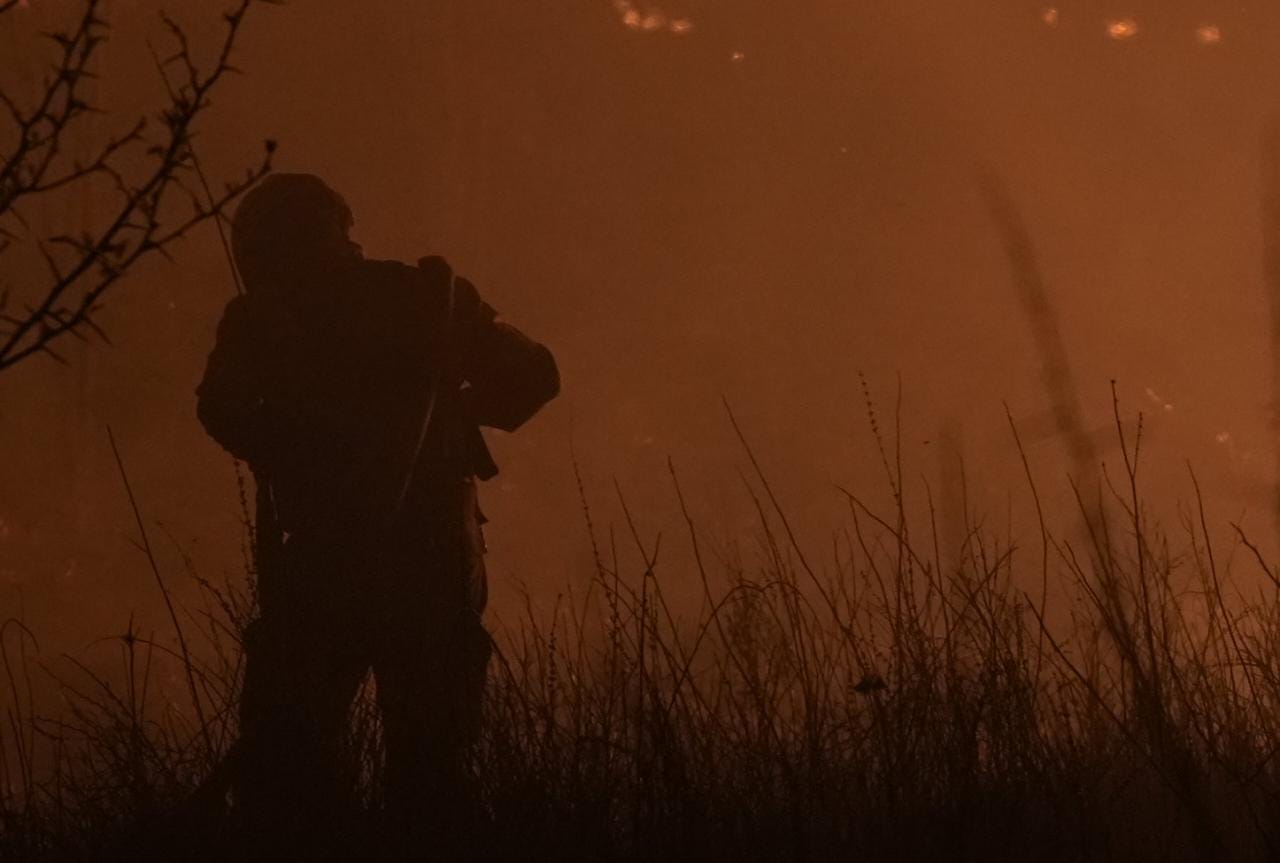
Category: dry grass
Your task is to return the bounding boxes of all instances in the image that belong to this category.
[5,399,1280,861]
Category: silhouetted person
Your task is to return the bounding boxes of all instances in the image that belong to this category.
[196,174,559,848]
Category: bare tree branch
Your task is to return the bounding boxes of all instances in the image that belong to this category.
[0,0,276,373]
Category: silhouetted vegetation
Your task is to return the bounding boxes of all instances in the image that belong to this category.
[0,0,274,373]
[5,396,1280,862]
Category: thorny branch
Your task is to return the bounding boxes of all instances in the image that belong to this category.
[0,0,278,372]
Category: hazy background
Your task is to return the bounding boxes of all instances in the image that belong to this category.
[3,0,1279,649]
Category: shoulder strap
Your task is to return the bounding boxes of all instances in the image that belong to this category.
[394,264,457,512]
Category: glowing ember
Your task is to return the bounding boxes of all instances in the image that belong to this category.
[730,50,746,62]
[1144,387,1174,413]
[1041,8,1059,27]
[1106,18,1139,40]
[1196,25,1222,45]
[612,1,694,35]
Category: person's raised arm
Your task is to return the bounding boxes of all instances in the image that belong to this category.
[462,305,560,432]
[416,256,560,433]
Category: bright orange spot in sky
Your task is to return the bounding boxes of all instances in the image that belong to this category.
[1196,25,1222,45]
[1041,8,1059,27]
[613,2,694,35]
[1107,18,1139,40]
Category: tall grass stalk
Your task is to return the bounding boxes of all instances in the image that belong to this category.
[5,411,1280,861]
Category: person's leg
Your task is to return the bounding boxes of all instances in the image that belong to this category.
[233,536,370,849]
[377,606,491,806]
[373,512,492,836]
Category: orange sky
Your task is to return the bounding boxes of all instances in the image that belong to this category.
[3,0,1280,646]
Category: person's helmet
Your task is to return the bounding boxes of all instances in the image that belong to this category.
[231,173,356,290]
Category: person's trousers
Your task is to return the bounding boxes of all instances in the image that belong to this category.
[232,516,491,841]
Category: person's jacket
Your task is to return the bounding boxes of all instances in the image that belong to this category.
[196,255,559,538]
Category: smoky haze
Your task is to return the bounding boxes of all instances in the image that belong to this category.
[2,0,1278,646]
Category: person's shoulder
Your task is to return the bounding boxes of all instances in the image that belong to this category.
[360,257,447,294]
[358,256,454,308]
[360,257,417,281]
[216,293,252,328]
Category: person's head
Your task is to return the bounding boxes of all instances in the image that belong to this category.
[231,173,361,292]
